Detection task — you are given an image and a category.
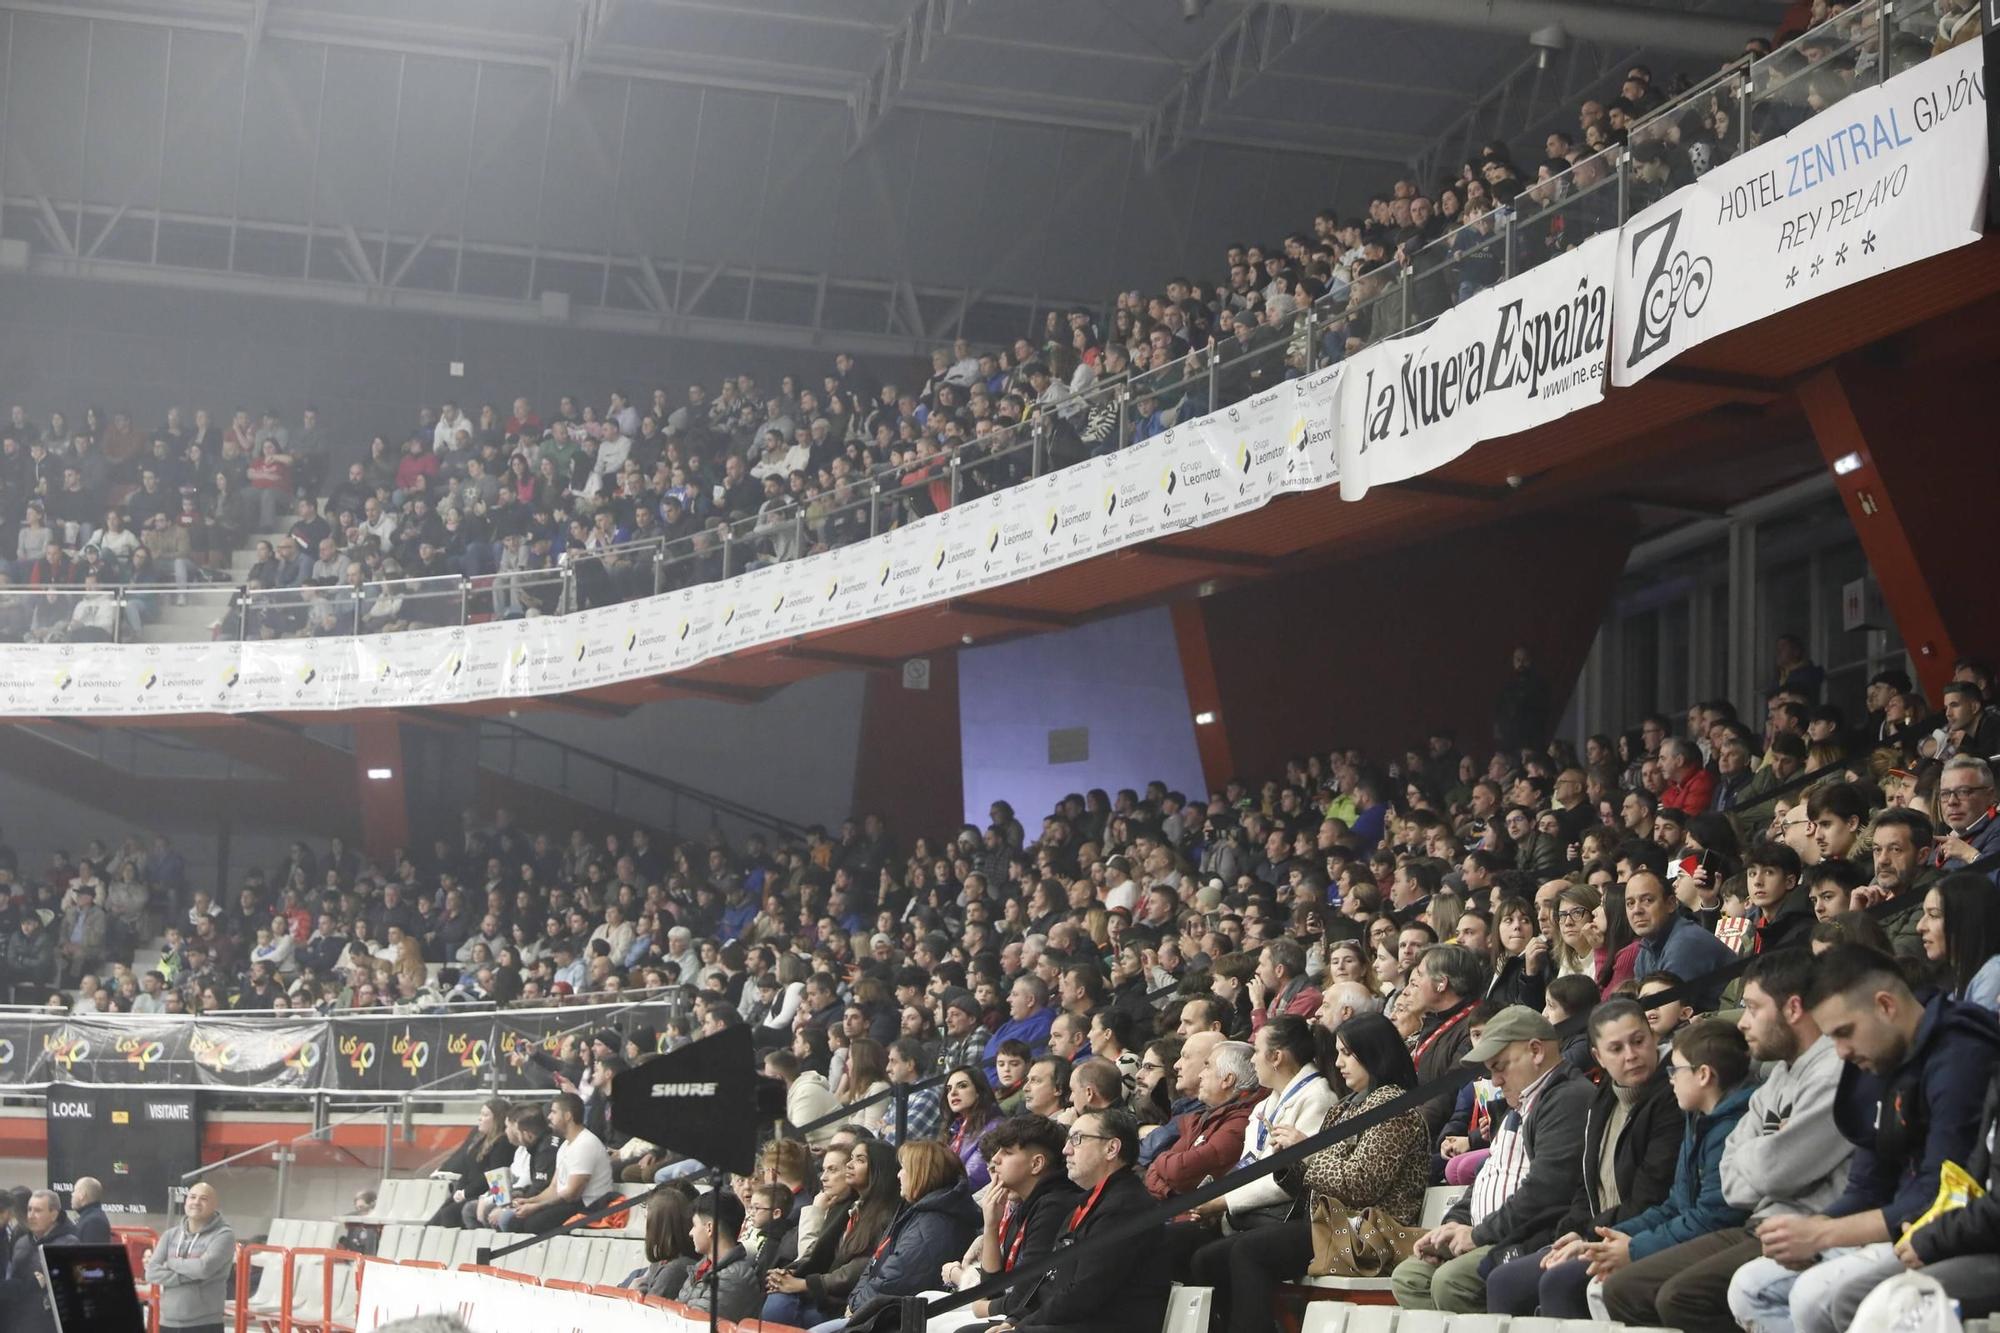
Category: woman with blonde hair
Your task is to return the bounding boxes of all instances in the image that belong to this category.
[832,1140,980,1331]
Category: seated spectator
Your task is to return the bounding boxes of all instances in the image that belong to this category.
[942,1114,1080,1320]
[1392,1004,1592,1313]
[1145,1038,1260,1200]
[429,1097,515,1227]
[1916,870,2000,1014]
[1743,841,1813,954]
[761,1140,898,1328]
[1888,1057,2000,1320]
[1608,949,1848,1326]
[676,1190,760,1322]
[997,1109,1169,1333]
[1628,871,1736,1011]
[1485,996,1683,1316]
[495,1093,613,1233]
[625,1186,697,1296]
[1408,944,1488,1138]
[1727,945,2000,1333]
[1198,1012,1428,1333]
[941,1065,1004,1190]
[831,1140,978,1332]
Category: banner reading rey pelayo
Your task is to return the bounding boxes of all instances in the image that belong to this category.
[1612,40,1989,386]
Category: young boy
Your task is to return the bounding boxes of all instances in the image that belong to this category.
[1572,1019,1756,1318]
[1637,972,1692,1057]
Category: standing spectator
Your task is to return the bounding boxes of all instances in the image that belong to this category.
[144,1182,235,1333]
[8,1190,78,1333]
[68,1177,111,1243]
[1493,646,1552,754]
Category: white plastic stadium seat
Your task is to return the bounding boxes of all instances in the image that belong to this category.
[1159,1284,1213,1333]
[1343,1309,1401,1333]
[377,1225,418,1261]
[1301,1273,1396,1294]
[415,1225,452,1263]
[1510,1320,1609,1333]
[1443,1316,1507,1333]
[1298,1304,1351,1333]
[1392,1312,1448,1333]
[1419,1187,1465,1227]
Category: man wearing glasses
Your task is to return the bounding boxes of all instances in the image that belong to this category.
[980,1110,1165,1333]
[1935,757,2000,885]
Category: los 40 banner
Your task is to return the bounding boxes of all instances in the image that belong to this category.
[1613,40,1988,386]
[0,997,691,1092]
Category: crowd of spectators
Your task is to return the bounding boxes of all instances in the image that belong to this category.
[8,630,2000,1330]
[1,1,1970,649]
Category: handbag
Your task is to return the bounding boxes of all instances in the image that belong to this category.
[1307,1195,1425,1278]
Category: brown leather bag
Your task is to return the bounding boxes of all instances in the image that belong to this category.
[1307,1195,1426,1278]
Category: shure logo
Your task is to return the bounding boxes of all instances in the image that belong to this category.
[650,1081,720,1097]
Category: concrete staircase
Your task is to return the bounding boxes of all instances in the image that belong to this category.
[131,530,289,643]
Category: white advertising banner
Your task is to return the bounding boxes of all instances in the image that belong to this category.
[1612,40,1989,386]
[1335,230,1616,502]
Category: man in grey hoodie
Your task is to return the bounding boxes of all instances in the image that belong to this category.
[1603,948,1851,1332]
[144,1182,236,1333]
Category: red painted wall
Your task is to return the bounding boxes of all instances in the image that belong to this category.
[1191,506,1639,778]
[851,652,965,843]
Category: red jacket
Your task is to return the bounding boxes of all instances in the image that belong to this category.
[1662,767,1715,815]
[1251,979,1323,1033]
[1144,1090,1262,1199]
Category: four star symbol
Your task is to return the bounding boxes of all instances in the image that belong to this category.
[1861,231,1877,255]
[1834,242,1850,266]
[1810,255,1824,278]
[1786,266,1800,288]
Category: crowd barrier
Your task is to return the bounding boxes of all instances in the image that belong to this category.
[0,995,691,1092]
[0,28,1981,720]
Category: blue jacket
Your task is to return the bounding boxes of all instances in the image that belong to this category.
[983,1008,1057,1084]
[1826,990,2000,1233]
[1615,1079,1754,1259]
[845,1182,980,1314]
[1634,913,1738,1011]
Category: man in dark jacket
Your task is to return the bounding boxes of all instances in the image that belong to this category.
[68,1177,112,1243]
[962,1116,1083,1325]
[1727,945,2000,1333]
[1485,997,1684,1316]
[995,1109,1168,1333]
[1391,1005,1593,1313]
[1410,945,1487,1138]
[1896,1062,2000,1319]
[675,1190,760,1322]
[1743,842,1814,955]
[7,1190,79,1333]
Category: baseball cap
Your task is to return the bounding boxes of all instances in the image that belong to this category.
[1464,1005,1558,1064]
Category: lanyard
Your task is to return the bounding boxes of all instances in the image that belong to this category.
[1412,1003,1473,1064]
[999,1206,1029,1271]
[1245,1070,1323,1158]
[1066,1175,1110,1233]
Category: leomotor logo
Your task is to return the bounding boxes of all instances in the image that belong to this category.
[116,1036,168,1071]
[449,1032,490,1074]
[340,1034,377,1075]
[1624,208,1712,367]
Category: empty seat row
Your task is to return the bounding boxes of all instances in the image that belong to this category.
[371,1221,644,1286]
[1295,1305,1682,1333]
[370,1176,452,1222]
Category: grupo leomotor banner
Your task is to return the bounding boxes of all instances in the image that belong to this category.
[0,50,1982,720]
[1613,40,1988,386]
[0,996,691,1093]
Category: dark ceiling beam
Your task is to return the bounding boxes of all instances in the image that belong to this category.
[1284,0,1754,54]
[1139,2,1332,172]
[1130,544,1274,571]
[777,645,903,670]
[1387,477,1516,502]
[944,600,1076,627]
[1647,365,1794,397]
